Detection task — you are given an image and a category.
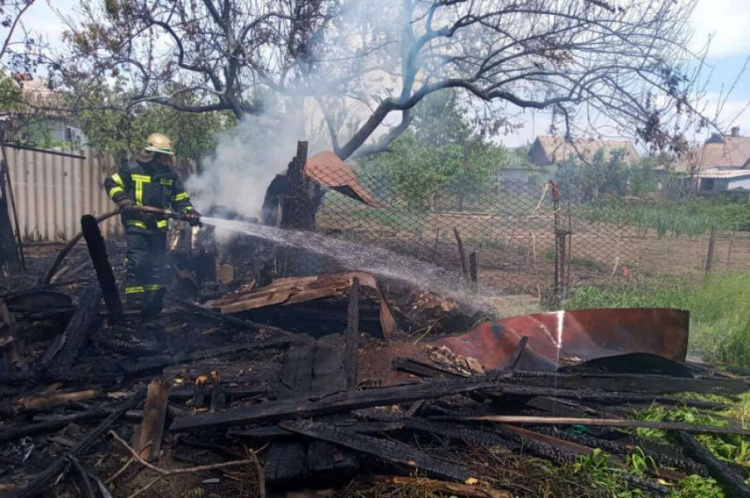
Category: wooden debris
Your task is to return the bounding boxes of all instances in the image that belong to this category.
[170,375,508,432]
[453,228,469,279]
[137,379,171,461]
[676,430,750,498]
[122,337,294,374]
[436,414,750,437]
[14,387,103,414]
[14,389,143,498]
[208,272,396,338]
[281,420,476,482]
[50,283,102,379]
[344,276,360,387]
[81,214,123,320]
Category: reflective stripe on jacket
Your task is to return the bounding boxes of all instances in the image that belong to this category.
[104,159,194,234]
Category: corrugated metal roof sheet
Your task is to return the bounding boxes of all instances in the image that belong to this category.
[697,168,750,179]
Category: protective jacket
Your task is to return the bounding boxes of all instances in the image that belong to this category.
[104,159,195,234]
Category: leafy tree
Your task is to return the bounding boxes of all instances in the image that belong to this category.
[74,82,233,161]
[360,91,506,210]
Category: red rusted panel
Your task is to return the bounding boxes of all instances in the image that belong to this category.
[432,308,689,372]
[358,308,690,385]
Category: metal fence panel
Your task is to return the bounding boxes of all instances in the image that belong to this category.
[5,146,122,241]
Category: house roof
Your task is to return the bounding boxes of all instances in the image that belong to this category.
[672,134,750,173]
[698,168,750,179]
[11,74,63,109]
[531,135,639,164]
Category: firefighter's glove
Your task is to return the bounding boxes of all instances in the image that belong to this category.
[117,198,135,214]
[184,211,202,227]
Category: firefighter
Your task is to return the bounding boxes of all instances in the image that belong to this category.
[104,133,201,316]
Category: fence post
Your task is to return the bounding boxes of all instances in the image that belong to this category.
[0,148,22,275]
[469,252,478,291]
[453,228,469,280]
[705,225,717,278]
[550,181,570,308]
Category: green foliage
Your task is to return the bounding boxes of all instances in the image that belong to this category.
[564,273,750,368]
[73,82,232,160]
[635,404,750,471]
[556,150,660,202]
[565,449,644,497]
[578,197,750,236]
[668,475,724,498]
[359,91,506,210]
[0,73,23,112]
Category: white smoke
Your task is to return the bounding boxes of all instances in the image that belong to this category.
[186,114,307,220]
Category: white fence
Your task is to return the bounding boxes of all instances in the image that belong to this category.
[4,146,123,241]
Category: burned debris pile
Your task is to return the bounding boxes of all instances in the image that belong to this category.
[2,249,750,498]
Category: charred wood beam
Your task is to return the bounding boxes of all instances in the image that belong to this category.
[10,388,103,416]
[344,277,360,388]
[170,374,511,432]
[677,430,750,498]
[392,357,467,379]
[453,228,469,279]
[534,427,708,477]
[42,211,119,285]
[506,371,748,395]
[229,421,405,440]
[0,410,107,444]
[494,384,731,410]
[80,214,123,320]
[14,388,144,498]
[122,337,293,374]
[168,296,296,338]
[435,415,750,437]
[33,283,102,381]
[494,424,672,496]
[280,420,476,483]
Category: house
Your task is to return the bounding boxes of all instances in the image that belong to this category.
[667,127,750,194]
[7,75,86,148]
[697,167,750,193]
[528,135,639,166]
[670,127,750,175]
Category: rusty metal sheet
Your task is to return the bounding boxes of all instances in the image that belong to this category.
[358,308,689,384]
[431,308,689,372]
[208,272,396,338]
[304,151,384,207]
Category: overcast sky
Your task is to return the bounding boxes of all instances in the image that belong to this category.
[11,0,750,148]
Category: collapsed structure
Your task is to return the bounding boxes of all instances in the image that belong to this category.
[1,144,749,498]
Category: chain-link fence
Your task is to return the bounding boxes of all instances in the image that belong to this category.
[310,160,749,310]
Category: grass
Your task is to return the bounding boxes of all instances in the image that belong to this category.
[577,198,750,238]
[564,272,750,368]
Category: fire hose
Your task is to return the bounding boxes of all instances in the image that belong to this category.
[42,206,199,285]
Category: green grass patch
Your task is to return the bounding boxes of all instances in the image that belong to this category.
[564,272,750,369]
[576,197,750,237]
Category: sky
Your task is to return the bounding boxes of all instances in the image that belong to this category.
[8,0,750,149]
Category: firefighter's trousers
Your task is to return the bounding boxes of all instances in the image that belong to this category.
[123,231,167,316]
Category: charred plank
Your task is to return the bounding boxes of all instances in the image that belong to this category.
[122,337,293,374]
[81,214,123,320]
[281,420,475,482]
[170,375,509,432]
[677,430,750,498]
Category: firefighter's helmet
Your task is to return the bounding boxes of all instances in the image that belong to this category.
[144,133,174,156]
